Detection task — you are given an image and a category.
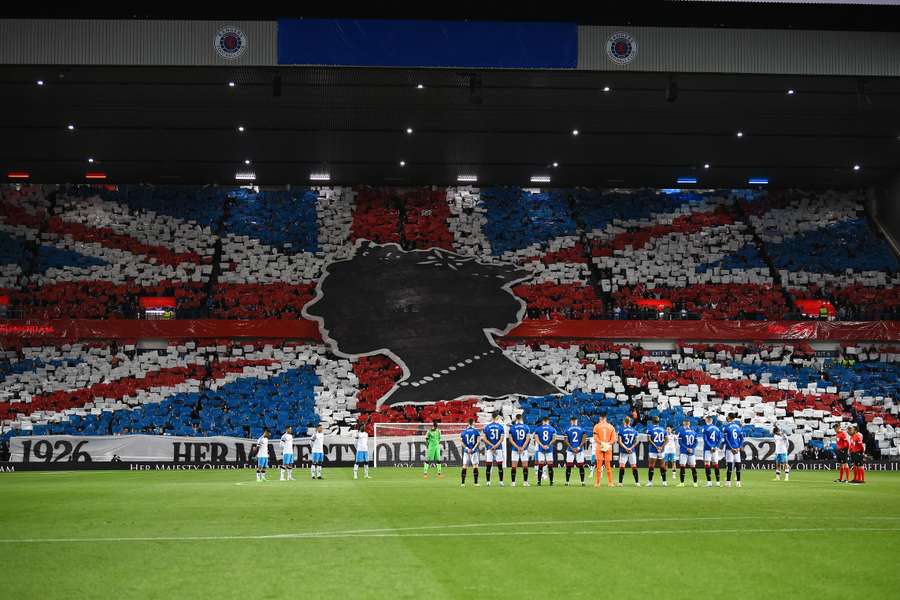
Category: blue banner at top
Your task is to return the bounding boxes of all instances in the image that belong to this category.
[277,19,577,68]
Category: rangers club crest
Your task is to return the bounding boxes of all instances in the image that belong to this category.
[606,31,637,65]
[215,26,247,60]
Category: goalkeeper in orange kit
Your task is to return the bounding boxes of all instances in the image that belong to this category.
[593,412,616,487]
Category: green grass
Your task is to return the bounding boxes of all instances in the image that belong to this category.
[1,467,899,599]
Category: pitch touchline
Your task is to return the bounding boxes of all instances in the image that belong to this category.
[2,523,900,544]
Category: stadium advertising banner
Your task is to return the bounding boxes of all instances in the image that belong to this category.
[7,434,357,466]
[2,433,841,470]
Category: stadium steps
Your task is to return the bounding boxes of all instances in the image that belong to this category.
[568,190,613,313]
[735,198,799,317]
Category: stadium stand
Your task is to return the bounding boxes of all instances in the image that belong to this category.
[2,184,895,321]
[2,339,897,458]
[744,190,900,320]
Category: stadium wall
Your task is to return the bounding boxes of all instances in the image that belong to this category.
[874,175,900,254]
[0,19,277,65]
[1,18,899,76]
[577,25,900,75]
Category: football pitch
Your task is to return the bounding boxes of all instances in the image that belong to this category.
[2,468,899,600]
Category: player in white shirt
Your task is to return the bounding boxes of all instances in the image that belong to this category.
[586,436,597,480]
[353,423,371,480]
[255,428,270,482]
[773,426,790,481]
[310,424,325,480]
[662,426,678,487]
[280,426,295,481]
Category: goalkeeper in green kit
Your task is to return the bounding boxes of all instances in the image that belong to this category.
[424,419,443,479]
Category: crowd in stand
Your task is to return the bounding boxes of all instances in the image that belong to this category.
[1,338,897,461]
[1,184,895,322]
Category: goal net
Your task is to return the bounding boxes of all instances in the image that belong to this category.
[373,422,505,468]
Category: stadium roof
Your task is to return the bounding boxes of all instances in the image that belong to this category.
[2,65,898,187]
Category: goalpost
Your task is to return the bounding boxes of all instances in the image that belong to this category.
[372,422,506,468]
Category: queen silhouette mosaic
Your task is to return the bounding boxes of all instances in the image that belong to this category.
[303,241,560,406]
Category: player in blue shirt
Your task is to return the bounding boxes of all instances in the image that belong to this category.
[702,415,724,487]
[723,413,745,487]
[460,418,481,487]
[563,416,587,486]
[617,416,640,486]
[677,419,699,487]
[508,413,531,487]
[482,414,506,487]
[645,416,667,487]
[533,417,558,486]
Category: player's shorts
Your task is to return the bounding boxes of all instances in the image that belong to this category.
[648,449,664,460]
[618,451,637,466]
[585,452,596,465]
[311,452,324,464]
[535,450,554,465]
[851,452,864,467]
[663,451,677,463]
[565,449,585,465]
[725,448,742,464]
[355,450,369,464]
[257,456,268,468]
[836,448,849,463]
[679,453,697,467]
[774,452,787,465]
[282,452,294,466]
[426,447,441,462]
[511,449,530,464]
[704,449,722,463]
[484,448,504,464]
[462,449,480,467]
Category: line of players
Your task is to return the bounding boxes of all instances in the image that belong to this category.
[252,423,373,482]
[458,411,759,488]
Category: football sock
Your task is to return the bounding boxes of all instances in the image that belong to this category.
[364,464,369,477]
[548,467,554,485]
[497,467,504,482]
[537,465,543,484]
[437,463,443,475]
[523,465,529,482]
[632,467,639,483]
[680,467,685,483]
[691,468,698,483]
[594,466,601,486]
[486,465,492,483]
[461,468,467,484]
[474,468,479,484]
[565,466,572,483]
[735,464,742,482]
[619,467,625,484]
[661,467,667,482]
[714,465,720,481]
[353,464,359,477]
[579,466,585,483]
[424,462,429,475]
[648,467,655,483]
[316,465,322,477]
[310,464,316,478]
[511,465,517,482]
[705,465,712,481]
[861,466,865,482]
[726,464,733,482]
